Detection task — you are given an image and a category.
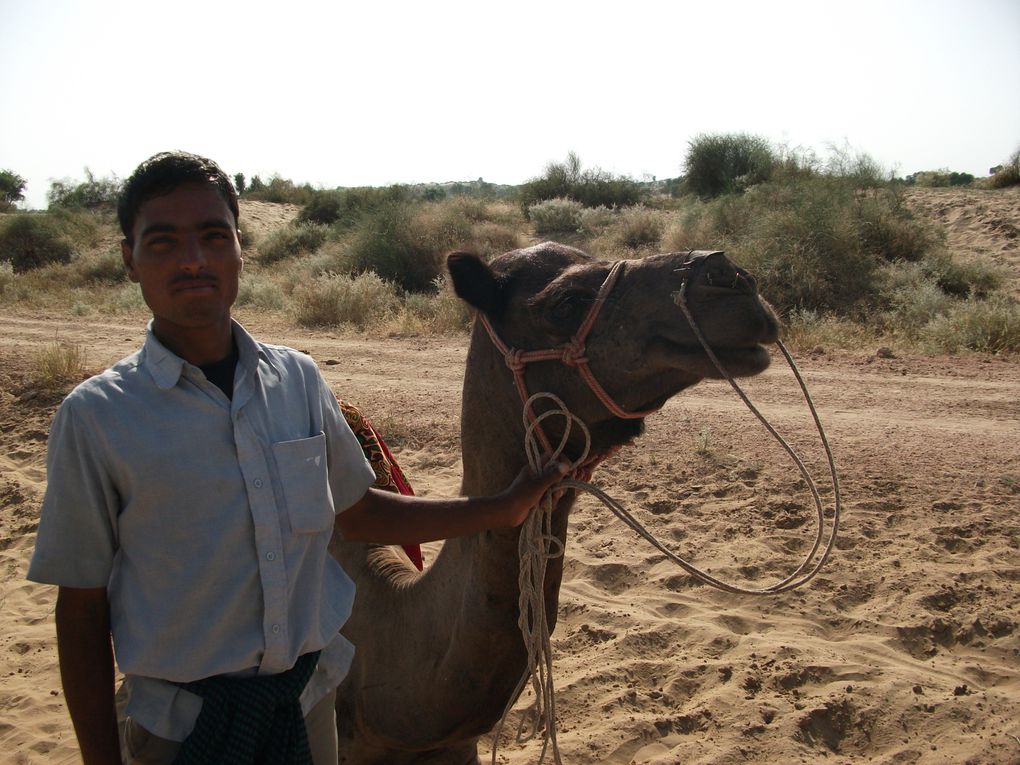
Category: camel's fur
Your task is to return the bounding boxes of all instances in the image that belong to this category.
[330,242,779,763]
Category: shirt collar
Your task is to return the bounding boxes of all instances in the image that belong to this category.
[140,320,273,390]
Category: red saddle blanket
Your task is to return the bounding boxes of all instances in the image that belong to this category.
[337,399,423,571]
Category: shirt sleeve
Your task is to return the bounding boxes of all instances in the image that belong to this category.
[28,395,120,588]
[316,373,376,514]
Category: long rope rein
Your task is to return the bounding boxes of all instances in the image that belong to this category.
[490,287,841,762]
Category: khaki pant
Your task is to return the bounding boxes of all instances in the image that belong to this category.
[122,689,338,765]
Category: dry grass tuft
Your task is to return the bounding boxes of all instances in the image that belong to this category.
[31,342,87,389]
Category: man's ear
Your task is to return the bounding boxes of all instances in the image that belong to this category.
[121,239,140,283]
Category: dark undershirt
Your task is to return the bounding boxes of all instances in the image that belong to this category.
[198,340,239,401]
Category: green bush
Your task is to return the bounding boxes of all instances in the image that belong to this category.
[683,133,777,199]
[465,221,521,259]
[292,271,400,328]
[243,175,315,205]
[347,201,470,292]
[1,169,27,210]
[988,148,1020,189]
[297,186,410,228]
[528,198,583,234]
[905,169,975,187]
[920,249,1001,298]
[402,276,471,333]
[921,295,1020,354]
[518,153,642,213]
[48,207,109,251]
[876,261,953,334]
[0,261,14,294]
[577,205,615,237]
[823,145,888,188]
[613,205,665,248]
[72,248,127,284]
[258,223,328,263]
[675,178,893,314]
[854,188,938,262]
[236,272,286,310]
[0,215,74,272]
[48,169,122,210]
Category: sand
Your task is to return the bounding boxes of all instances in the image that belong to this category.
[2,190,1019,764]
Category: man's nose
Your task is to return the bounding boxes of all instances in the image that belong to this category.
[179,236,208,269]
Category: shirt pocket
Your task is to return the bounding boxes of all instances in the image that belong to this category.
[272,432,334,534]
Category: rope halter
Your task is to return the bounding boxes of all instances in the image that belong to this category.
[476,259,656,455]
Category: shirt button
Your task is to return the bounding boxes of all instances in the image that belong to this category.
[253,478,264,488]
[266,551,276,561]
[272,624,281,634]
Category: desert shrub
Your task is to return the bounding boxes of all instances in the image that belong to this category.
[672,176,948,316]
[683,133,777,199]
[347,201,470,292]
[442,195,493,223]
[876,261,953,334]
[905,169,975,187]
[1,169,27,210]
[0,261,14,293]
[400,276,471,334]
[107,283,147,312]
[48,206,111,251]
[613,205,665,249]
[921,295,1020,354]
[243,175,315,206]
[237,218,258,252]
[48,169,122,210]
[0,215,74,272]
[988,148,1020,189]
[920,249,1001,297]
[824,145,888,188]
[31,342,87,389]
[72,248,127,284]
[466,221,521,259]
[855,188,938,262]
[297,186,410,228]
[528,198,583,234]
[236,271,286,310]
[258,223,328,263]
[299,240,354,278]
[783,309,877,351]
[292,271,400,328]
[577,205,615,237]
[518,153,642,213]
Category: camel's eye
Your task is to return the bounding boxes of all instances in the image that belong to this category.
[549,291,591,324]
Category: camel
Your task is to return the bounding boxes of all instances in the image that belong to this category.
[329,242,780,763]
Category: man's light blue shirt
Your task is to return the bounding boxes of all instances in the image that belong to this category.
[28,321,376,739]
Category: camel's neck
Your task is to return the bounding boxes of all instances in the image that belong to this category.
[337,328,576,750]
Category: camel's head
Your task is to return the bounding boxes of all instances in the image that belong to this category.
[449,242,780,450]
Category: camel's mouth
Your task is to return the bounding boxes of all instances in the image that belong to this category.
[654,339,773,379]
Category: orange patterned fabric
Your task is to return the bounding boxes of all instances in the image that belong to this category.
[337,399,423,570]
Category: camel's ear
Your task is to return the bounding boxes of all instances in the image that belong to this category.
[447,251,506,316]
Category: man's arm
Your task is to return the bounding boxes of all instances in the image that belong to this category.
[336,461,569,545]
[55,586,122,765]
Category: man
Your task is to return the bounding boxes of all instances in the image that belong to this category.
[28,151,566,765]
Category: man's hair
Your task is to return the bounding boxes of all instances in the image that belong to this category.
[117,151,240,241]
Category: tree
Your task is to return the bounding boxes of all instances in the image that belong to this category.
[233,172,246,195]
[1,169,27,210]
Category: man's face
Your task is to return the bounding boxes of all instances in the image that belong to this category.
[121,183,243,340]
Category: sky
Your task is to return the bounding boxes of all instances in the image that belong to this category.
[1,0,1018,209]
